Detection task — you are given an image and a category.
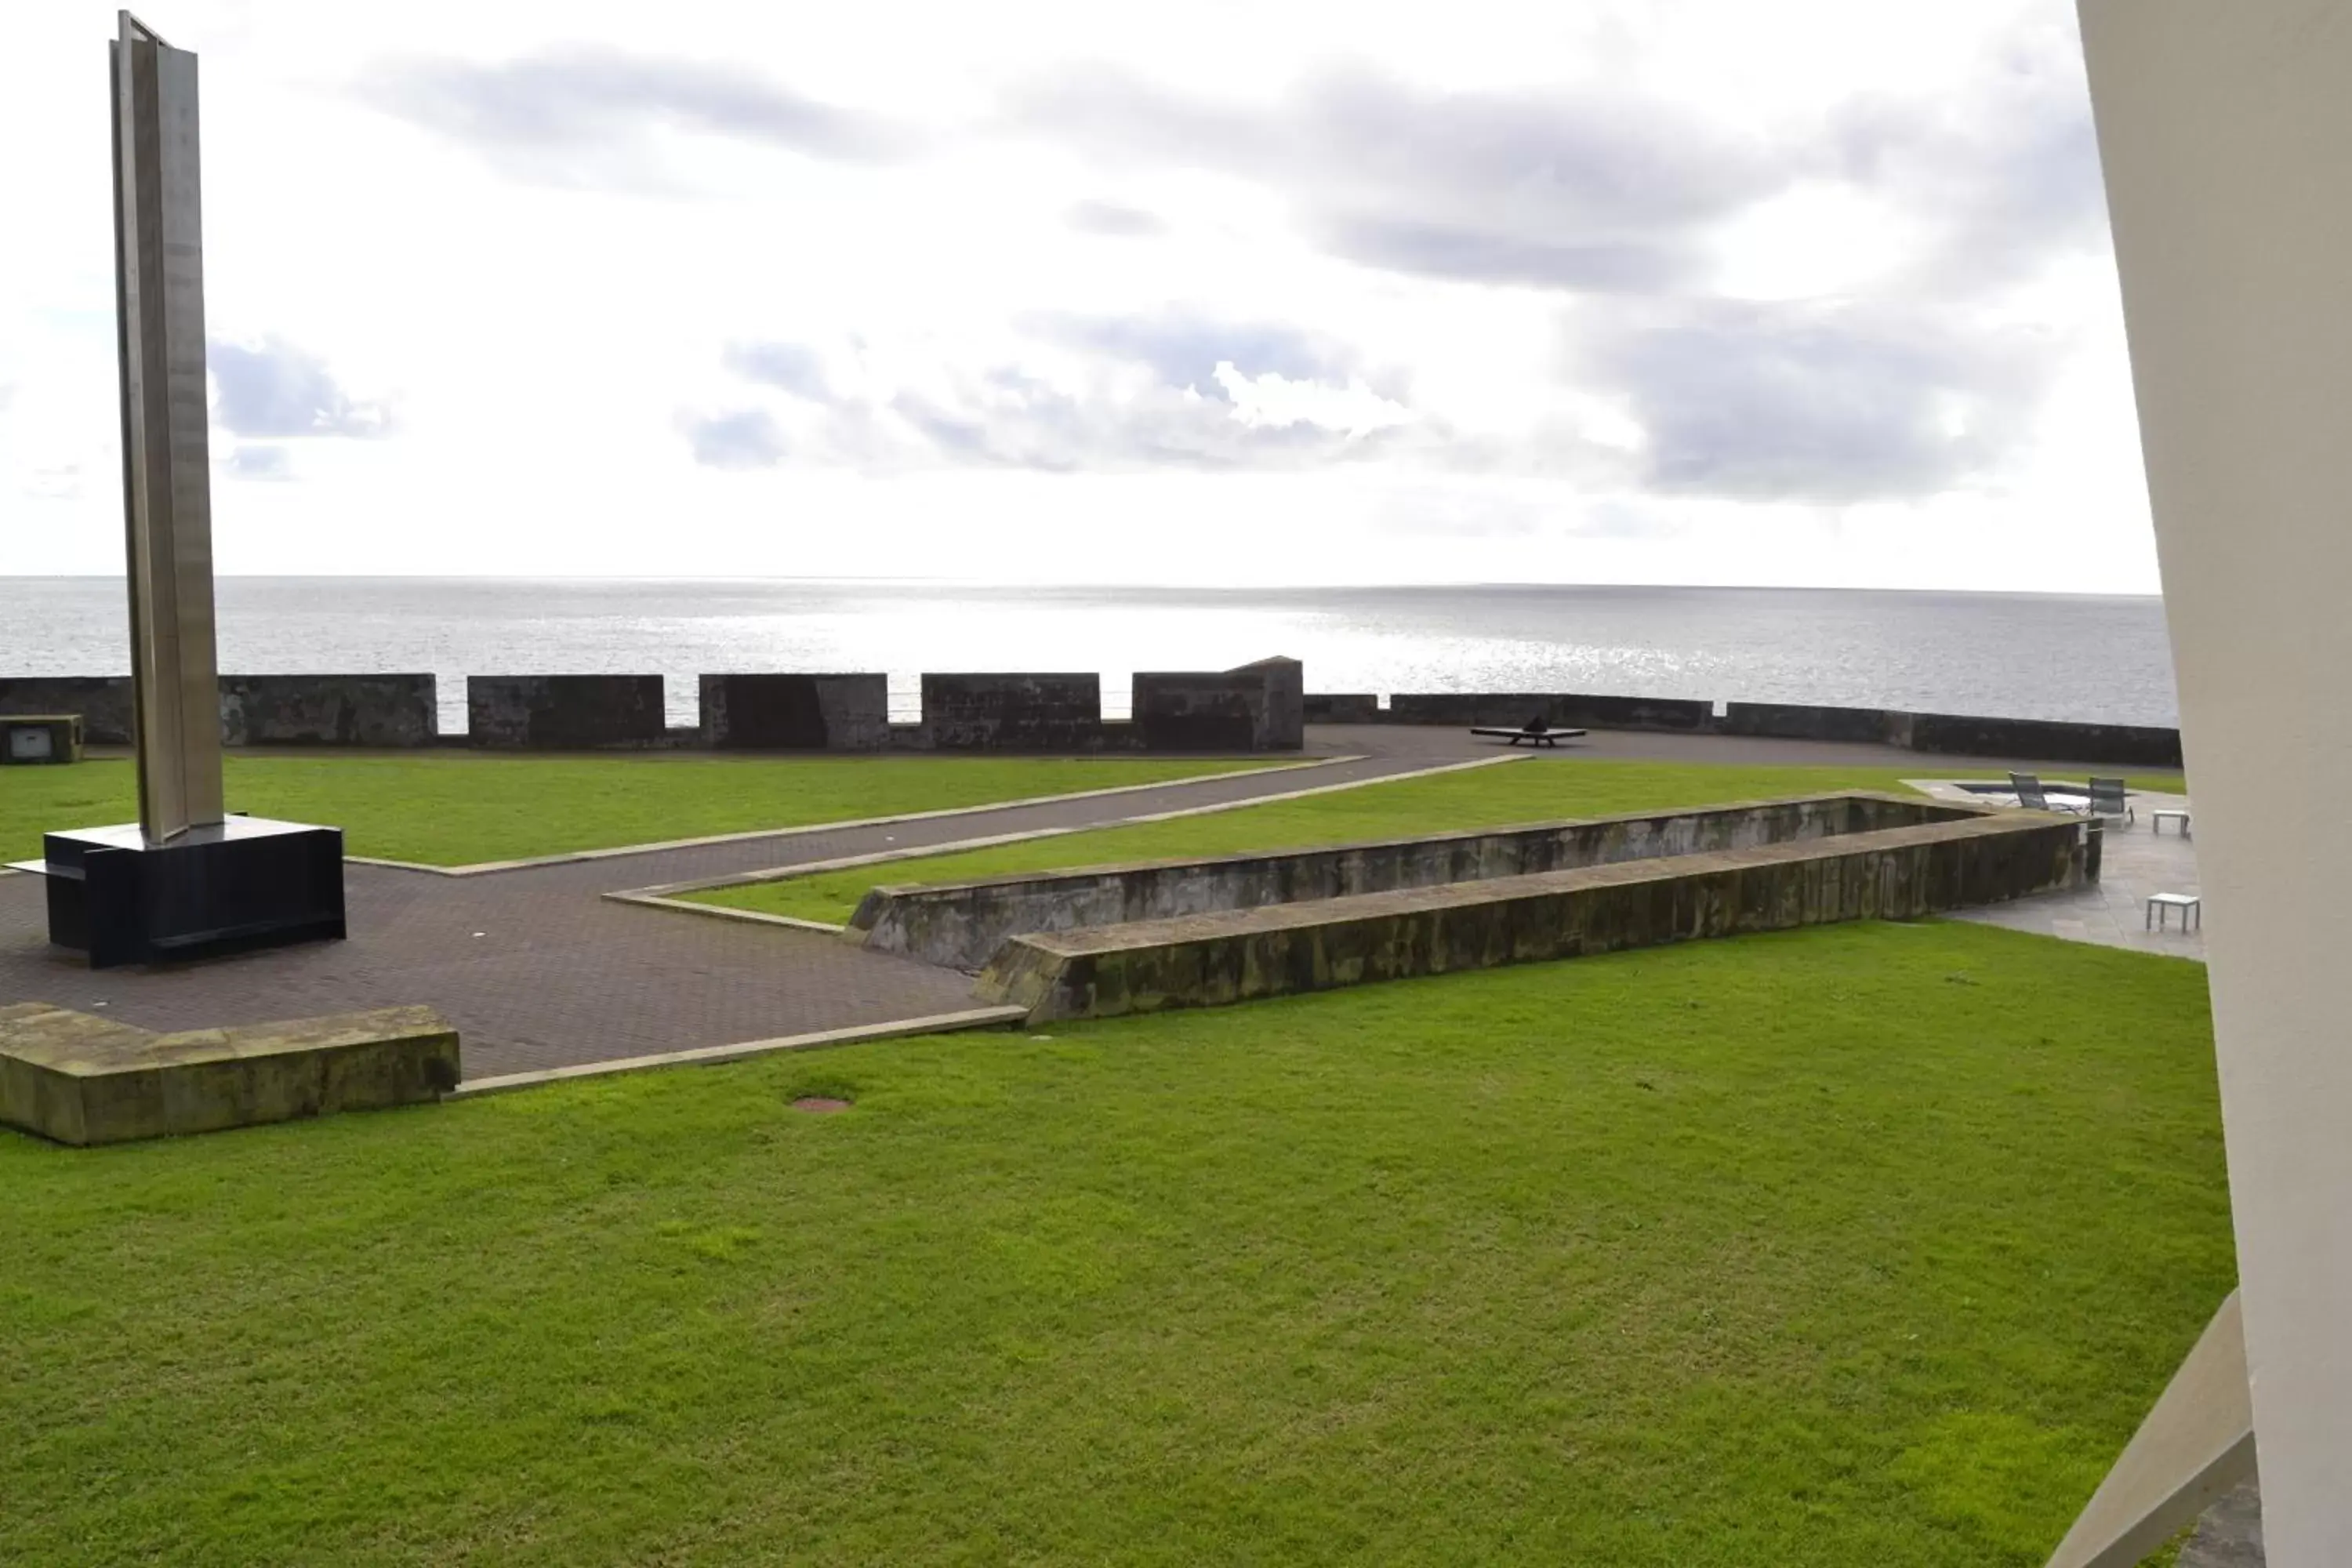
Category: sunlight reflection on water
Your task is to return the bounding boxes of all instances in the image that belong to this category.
[8,579,2178,736]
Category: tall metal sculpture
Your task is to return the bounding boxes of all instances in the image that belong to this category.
[113,9,225,842]
[8,13,345,968]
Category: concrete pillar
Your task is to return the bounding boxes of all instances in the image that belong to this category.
[2076,3,2352,1559]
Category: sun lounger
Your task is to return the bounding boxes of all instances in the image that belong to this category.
[2010,771,2088,815]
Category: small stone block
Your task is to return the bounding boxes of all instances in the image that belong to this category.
[0,1003,460,1146]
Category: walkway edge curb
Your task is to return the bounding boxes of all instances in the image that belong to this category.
[449,1005,1029,1097]
[606,751,1532,911]
[343,756,1345,877]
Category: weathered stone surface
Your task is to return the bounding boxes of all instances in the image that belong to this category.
[974,810,2088,1022]
[2180,1478,2263,1566]
[918,673,1108,751]
[468,675,666,749]
[1903,710,2183,768]
[699,673,890,750]
[7,675,434,748]
[1131,673,1261,751]
[0,1002,459,1145]
[1718,701,1897,745]
[1325,688,2187,767]
[1304,692,1381,724]
[1131,658,1304,752]
[1235,655,1304,748]
[855,793,1970,971]
[1388,691,1718,732]
[218,673,437,747]
[0,677,136,745]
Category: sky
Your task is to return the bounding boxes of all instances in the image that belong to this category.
[0,0,2159,590]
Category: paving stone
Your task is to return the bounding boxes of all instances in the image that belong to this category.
[0,749,1447,1081]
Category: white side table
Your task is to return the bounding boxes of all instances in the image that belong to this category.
[2151,809,2192,837]
[2147,891,2202,932]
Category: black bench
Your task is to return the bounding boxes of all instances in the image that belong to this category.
[1469,723,1587,749]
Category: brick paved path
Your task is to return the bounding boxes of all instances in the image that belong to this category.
[0,745,1466,1080]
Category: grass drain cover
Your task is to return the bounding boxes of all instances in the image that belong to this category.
[792,1097,852,1114]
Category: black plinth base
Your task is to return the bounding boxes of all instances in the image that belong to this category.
[31,818,347,969]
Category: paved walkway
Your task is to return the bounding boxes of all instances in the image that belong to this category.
[0,741,1503,1080]
[0,730,2205,1081]
[1912,781,2206,961]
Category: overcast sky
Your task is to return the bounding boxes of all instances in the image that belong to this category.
[0,0,2157,590]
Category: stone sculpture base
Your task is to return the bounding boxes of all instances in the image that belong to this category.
[0,1003,459,1145]
[22,817,346,969]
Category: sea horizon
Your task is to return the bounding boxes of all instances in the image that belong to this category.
[3,577,2180,735]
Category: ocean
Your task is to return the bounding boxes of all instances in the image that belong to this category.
[2,578,2180,737]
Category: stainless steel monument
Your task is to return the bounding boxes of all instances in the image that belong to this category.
[114,9,224,840]
[11,13,345,967]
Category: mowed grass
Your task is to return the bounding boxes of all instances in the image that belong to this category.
[698,757,2190,925]
[0,752,1287,868]
[0,922,2226,1566]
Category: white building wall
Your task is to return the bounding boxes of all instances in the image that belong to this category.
[2075,4,2352,1561]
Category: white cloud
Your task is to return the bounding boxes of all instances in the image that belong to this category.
[1212,366,1415,441]
[0,0,2154,591]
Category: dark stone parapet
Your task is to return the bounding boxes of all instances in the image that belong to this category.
[909,659,1303,753]
[1311,689,2186,768]
[700,673,890,750]
[1719,701,1896,745]
[919,673,1107,751]
[0,677,136,745]
[219,674,436,747]
[2,674,435,748]
[1900,711,2183,769]
[1304,692,1381,724]
[1388,691,1716,732]
[468,675,667,750]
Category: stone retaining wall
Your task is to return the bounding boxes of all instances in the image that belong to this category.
[852,792,1967,971]
[976,808,2089,1023]
[0,1002,459,1146]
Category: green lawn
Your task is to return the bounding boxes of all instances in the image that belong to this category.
[0,921,2226,1566]
[697,759,2190,926]
[0,753,1287,868]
